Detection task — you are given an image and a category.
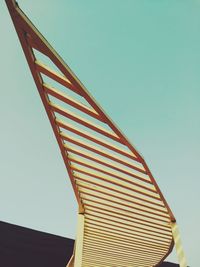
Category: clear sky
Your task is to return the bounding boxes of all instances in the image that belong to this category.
[1,1,200,266]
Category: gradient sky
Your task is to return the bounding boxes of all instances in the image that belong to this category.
[1,1,200,266]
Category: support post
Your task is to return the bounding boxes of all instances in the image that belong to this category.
[74,214,85,267]
[171,222,188,267]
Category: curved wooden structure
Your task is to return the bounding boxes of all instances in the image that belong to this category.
[0,221,179,267]
[6,1,187,266]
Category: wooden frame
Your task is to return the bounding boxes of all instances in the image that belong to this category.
[5,1,187,266]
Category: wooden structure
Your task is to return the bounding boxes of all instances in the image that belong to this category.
[6,1,187,266]
[0,221,180,267]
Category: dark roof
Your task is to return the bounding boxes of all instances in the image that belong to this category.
[0,221,74,267]
[160,263,179,267]
[0,221,178,267]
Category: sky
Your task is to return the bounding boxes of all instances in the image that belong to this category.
[1,0,200,266]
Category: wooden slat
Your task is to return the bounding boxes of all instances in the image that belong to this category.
[79,188,169,219]
[62,133,146,173]
[84,235,166,255]
[57,119,138,160]
[85,206,171,232]
[82,262,111,267]
[83,245,161,260]
[82,252,157,266]
[66,145,151,182]
[83,245,162,264]
[82,260,146,267]
[82,197,169,224]
[84,230,169,252]
[70,156,167,206]
[83,250,160,266]
[85,217,171,243]
[74,174,167,215]
[35,60,78,93]
[85,218,170,244]
[85,225,170,248]
[83,199,170,226]
[85,213,171,238]
[50,102,123,143]
[84,220,170,244]
[85,208,171,234]
[82,262,148,267]
[75,178,167,213]
[43,83,104,121]
[82,249,159,265]
[84,256,151,267]
[74,169,159,200]
[82,245,161,261]
[69,155,161,194]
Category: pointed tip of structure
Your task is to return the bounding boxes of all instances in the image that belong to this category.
[5,0,18,8]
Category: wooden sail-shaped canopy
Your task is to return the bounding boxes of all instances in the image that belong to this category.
[5,1,185,266]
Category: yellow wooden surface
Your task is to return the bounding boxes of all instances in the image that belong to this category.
[171,222,188,267]
[74,214,85,267]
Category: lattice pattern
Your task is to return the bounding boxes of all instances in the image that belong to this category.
[6,1,175,266]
